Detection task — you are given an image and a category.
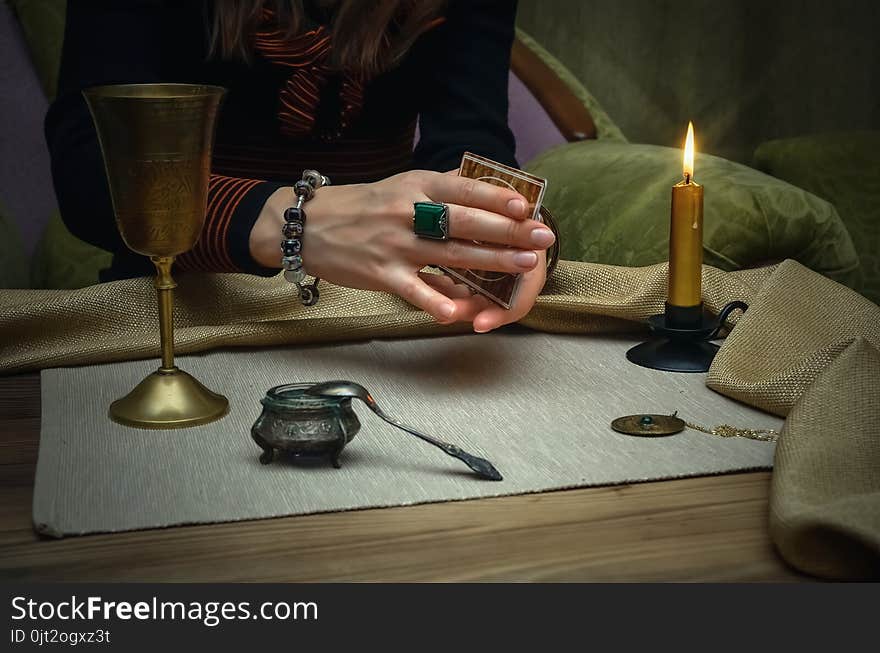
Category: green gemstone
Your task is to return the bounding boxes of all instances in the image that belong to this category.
[639,415,654,426]
[413,202,448,239]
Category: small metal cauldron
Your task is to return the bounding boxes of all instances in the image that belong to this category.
[251,383,360,468]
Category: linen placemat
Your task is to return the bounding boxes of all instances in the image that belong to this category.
[32,332,781,537]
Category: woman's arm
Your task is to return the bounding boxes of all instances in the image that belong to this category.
[45,0,283,275]
[46,0,165,256]
[408,0,548,331]
[251,0,545,331]
[48,1,551,331]
[412,0,518,171]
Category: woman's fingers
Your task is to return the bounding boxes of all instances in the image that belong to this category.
[419,272,492,323]
[408,173,553,251]
[472,254,547,332]
[418,270,473,298]
[412,238,540,273]
[424,173,529,220]
[445,205,555,249]
[386,268,472,323]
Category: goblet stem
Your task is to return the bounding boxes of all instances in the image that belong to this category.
[106,253,228,428]
[152,256,177,372]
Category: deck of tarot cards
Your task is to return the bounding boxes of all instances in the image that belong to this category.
[440,152,548,309]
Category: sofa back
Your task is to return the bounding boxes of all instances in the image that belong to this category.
[517,0,880,164]
[0,1,56,257]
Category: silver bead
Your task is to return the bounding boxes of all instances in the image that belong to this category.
[304,170,329,187]
[302,170,324,189]
[282,254,303,271]
[293,180,314,201]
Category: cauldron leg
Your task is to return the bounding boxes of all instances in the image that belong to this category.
[330,417,349,469]
[259,448,275,465]
[252,431,275,464]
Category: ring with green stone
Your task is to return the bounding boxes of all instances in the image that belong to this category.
[412,201,450,240]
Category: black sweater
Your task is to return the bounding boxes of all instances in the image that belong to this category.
[45,0,518,279]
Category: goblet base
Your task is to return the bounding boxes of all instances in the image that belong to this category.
[109,367,228,429]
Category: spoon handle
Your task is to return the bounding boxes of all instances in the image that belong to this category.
[364,399,503,482]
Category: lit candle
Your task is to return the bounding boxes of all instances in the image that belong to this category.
[668,121,704,314]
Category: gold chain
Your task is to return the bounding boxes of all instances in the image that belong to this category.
[684,420,779,442]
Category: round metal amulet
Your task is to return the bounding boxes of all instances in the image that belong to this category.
[611,413,686,437]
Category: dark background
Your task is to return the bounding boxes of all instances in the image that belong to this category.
[518,0,880,163]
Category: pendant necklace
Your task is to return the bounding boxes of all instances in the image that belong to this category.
[610,412,779,442]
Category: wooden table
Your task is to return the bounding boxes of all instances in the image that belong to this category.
[0,373,806,582]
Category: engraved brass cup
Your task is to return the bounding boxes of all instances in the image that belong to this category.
[83,83,229,428]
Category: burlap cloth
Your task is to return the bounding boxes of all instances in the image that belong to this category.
[0,260,769,372]
[769,338,880,580]
[1,258,877,578]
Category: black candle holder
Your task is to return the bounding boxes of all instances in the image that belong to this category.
[626,300,748,373]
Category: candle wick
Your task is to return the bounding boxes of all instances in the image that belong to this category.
[684,172,691,184]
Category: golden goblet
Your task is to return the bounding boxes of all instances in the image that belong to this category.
[83,83,229,428]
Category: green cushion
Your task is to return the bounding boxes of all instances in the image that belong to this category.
[30,210,112,289]
[525,140,859,286]
[0,199,29,289]
[754,131,880,304]
[8,0,67,100]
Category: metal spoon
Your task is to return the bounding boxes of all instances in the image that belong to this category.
[305,380,503,481]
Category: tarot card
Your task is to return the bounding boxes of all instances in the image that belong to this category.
[440,152,548,309]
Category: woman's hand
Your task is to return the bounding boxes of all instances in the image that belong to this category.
[249,170,555,330]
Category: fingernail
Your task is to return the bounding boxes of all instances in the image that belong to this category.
[507,199,526,216]
[530,227,555,247]
[513,251,538,268]
[440,303,455,318]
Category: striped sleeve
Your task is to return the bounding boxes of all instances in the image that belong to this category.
[177,175,286,276]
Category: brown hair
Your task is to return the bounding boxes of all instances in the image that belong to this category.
[209,0,447,76]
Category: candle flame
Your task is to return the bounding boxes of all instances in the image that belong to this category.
[683,121,695,181]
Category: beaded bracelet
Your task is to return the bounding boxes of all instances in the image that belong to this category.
[282,169,329,306]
